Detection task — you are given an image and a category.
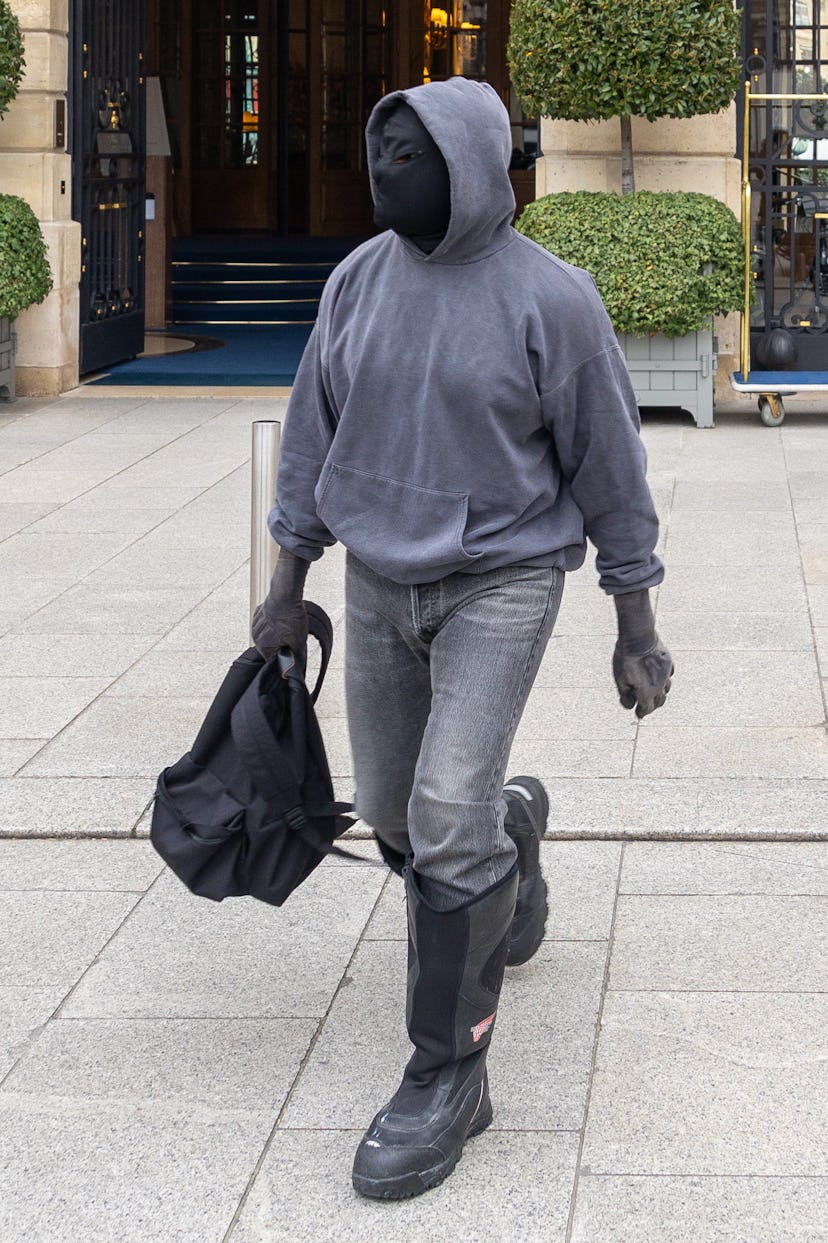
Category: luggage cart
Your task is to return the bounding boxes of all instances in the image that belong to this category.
[731,81,828,425]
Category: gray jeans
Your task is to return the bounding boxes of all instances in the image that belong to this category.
[344,553,564,900]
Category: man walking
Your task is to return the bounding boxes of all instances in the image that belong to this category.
[254,76,672,1200]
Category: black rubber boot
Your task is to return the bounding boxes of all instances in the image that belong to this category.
[503,776,549,966]
[351,862,518,1200]
[374,833,406,877]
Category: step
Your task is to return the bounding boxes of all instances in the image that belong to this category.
[171,262,338,283]
[172,280,326,302]
[173,301,319,324]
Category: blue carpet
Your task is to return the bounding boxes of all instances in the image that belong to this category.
[87,324,312,387]
[87,235,366,387]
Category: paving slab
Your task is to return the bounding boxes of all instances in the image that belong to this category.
[621,841,828,894]
[282,938,606,1132]
[508,738,634,779]
[0,839,163,890]
[0,1100,274,1243]
[2,574,75,618]
[0,633,153,678]
[534,634,617,687]
[104,648,240,698]
[83,542,247,590]
[570,1175,828,1243]
[2,1016,317,1113]
[697,778,828,835]
[516,689,637,742]
[797,521,828,585]
[28,503,178,536]
[657,565,808,615]
[15,582,211,636]
[153,585,251,651]
[637,649,824,728]
[19,695,214,777]
[0,985,66,1077]
[669,479,793,512]
[649,610,815,651]
[808,584,828,626]
[0,739,47,776]
[632,725,828,779]
[664,521,801,566]
[0,675,112,738]
[609,893,828,991]
[231,1128,579,1243]
[0,777,150,836]
[61,866,385,1019]
[581,991,828,1176]
[0,889,140,986]
[0,501,56,538]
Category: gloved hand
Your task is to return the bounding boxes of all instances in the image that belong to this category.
[612,589,674,719]
[251,549,310,663]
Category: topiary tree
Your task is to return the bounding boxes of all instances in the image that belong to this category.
[508,0,742,193]
[0,0,25,119]
[517,190,744,336]
[0,195,53,320]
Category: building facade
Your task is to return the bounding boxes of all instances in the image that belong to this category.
[1,1,825,395]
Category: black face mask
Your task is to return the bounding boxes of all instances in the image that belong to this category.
[372,103,451,252]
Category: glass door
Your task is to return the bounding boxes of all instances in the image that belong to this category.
[191,0,271,230]
[310,0,391,232]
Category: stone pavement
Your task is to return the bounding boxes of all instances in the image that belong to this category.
[0,392,827,1240]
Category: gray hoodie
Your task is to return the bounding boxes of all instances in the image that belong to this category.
[269,77,663,595]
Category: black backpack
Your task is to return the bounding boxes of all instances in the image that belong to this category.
[150,602,360,906]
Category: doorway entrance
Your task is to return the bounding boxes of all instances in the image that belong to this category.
[146,0,536,236]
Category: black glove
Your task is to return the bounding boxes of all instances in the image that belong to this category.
[612,589,674,719]
[251,549,310,663]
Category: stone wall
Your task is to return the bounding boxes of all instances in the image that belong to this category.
[1,1,80,395]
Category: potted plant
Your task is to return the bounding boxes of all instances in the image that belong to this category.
[508,0,744,427]
[0,2,52,400]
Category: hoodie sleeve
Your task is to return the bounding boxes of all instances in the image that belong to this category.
[540,341,664,595]
[267,326,338,560]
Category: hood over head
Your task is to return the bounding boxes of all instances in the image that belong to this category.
[366,77,516,264]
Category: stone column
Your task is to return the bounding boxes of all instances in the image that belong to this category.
[0,0,80,395]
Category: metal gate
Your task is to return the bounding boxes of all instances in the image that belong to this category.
[71,0,146,376]
[743,0,828,367]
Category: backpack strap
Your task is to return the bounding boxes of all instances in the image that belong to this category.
[304,600,333,703]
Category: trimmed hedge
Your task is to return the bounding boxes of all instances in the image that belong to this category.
[516,190,744,338]
[508,0,741,123]
[0,195,53,320]
[0,0,24,118]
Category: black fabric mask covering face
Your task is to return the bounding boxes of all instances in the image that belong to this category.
[372,103,451,253]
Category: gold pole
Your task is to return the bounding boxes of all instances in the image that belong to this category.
[741,81,752,379]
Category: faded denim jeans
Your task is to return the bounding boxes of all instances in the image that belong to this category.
[344,552,564,901]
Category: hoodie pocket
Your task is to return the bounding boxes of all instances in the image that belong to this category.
[316,463,480,580]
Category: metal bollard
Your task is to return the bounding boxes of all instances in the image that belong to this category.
[250,419,281,631]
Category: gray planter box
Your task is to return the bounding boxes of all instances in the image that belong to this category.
[0,317,15,401]
[618,325,717,429]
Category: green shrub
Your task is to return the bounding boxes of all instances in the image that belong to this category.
[0,195,53,320]
[0,0,25,118]
[516,191,744,338]
[508,0,741,123]
[508,0,742,192]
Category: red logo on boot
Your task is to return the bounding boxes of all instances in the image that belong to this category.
[470,1012,496,1043]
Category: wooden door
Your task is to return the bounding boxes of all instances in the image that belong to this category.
[191,0,272,231]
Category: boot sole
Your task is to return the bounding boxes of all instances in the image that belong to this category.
[351,1097,493,1201]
